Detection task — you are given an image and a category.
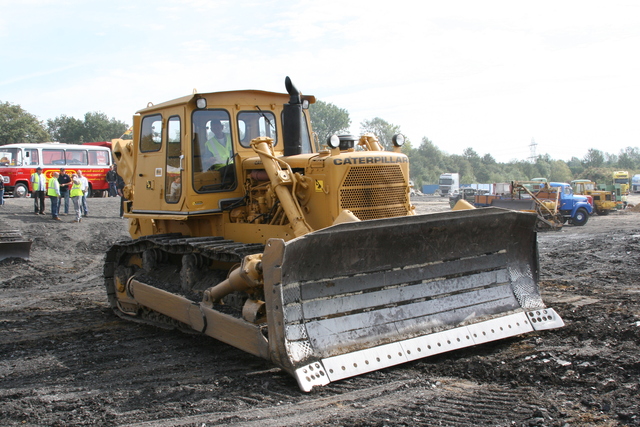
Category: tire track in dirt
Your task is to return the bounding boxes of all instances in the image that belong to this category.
[119,379,542,427]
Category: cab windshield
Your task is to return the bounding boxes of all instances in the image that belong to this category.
[191,110,236,192]
[0,148,22,166]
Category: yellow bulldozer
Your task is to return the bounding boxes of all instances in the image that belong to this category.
[571,179,617,215]
[104,77,563,391]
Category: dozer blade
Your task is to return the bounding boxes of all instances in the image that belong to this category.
[0,241,32,261]
[0,220,32,261]
[261,207,563,391]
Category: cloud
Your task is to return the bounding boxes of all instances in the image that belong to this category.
[2,0,640,162]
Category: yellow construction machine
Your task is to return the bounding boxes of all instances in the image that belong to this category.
[104,77,563,391]
[571,179,616,215]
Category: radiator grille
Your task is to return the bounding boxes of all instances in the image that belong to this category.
[339,165,409,220]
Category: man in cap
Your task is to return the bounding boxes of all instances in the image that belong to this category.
[106,165,118,197]
[58,168,71,215]
[31,167,47,215]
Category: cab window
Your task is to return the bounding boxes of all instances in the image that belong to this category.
[0,148,23,166]
[165,116,182,203]
[191,110,236,192]
[140,115,163,152]
[301,110,313,153]
[238,111,277,148]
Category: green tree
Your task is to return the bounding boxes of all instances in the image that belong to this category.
[566,157,584,176]
[579,167,611,184]
[603,152,618,166]
[474,153,499,183]
[534,154,552,179]
[549,160,573,183]
[462,148,481,169]
[0,101,50,145]
[308,100,351,145]
[450,155,475,184]
[617,147,640,170]
[583,149,605,168]
[417,137,444,166]
[410,137,447,185]
[482,153,496,165]
[46,115,84,144]
[47,111,128,144]
[360,117,402,150]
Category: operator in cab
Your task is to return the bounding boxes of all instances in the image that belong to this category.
[202,119,235,187]
[204,120,232,171]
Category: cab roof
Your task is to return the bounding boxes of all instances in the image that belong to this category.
[136,89,316,115]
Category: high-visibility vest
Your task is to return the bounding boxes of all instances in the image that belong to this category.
[70,180,83,197]
[31,173,46,191]
[47,177,60,196]
[205,134,232,169]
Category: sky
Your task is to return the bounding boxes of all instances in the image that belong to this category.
[1,0,639,163]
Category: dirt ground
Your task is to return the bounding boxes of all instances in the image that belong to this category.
[0,194,638,427]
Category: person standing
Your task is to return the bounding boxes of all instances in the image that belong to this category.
[31,167,47,215]
[0,174,5,207]
[70,174,83,223]
[116,171,127,218]
[77,170,89,217]
[106,165,118,197]
[47,172,61,220]
[58,168,71,215]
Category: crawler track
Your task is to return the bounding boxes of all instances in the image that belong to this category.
[103,233,264,329]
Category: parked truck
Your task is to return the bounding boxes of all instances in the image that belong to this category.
[632,174,640,193]
[438,172,459,197]
[612,171,630,195]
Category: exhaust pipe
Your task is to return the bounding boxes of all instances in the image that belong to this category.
[283,76,303,156]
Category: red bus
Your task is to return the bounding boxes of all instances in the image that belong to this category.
[0,142,113,198]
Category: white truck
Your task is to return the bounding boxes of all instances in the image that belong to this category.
[632,174,640,193]
[438,172,460,197]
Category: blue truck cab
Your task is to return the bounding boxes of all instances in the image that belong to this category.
[549,182,593,226]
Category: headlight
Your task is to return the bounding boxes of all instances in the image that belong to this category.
[327,135,340,149]
[392,134,405,147]
[196,98,207,109]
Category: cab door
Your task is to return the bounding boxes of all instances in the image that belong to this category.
[164,115,184,210]
[133,113,166,212]
[134,109,185,213]
[558,186,575,212]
